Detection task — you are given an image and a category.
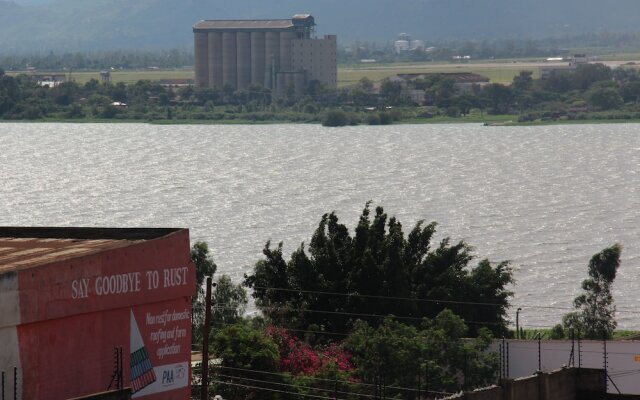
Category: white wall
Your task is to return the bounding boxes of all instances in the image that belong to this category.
[496,339,640,394]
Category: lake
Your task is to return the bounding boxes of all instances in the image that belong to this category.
[1,122,638,329]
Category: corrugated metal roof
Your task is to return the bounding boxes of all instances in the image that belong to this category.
[0,237,138,273]
[193,19,294,31]
[0,227,181,274]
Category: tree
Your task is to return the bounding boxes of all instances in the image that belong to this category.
[587,82,623,110]
[212,274,247,328]
[190,241,217,345]
[481,83,514,114]
[512,71,533,92]
[245,203,513,337]
[428,77,456,108]
[211,322,281,400]
[351,77,375,105]
[619,80,640,103]
[380,80,404,105]
[573,63,612,90]
[344,310,498,397]
[563,244,621,339]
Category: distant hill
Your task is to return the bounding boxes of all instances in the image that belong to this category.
[1,0,639,52]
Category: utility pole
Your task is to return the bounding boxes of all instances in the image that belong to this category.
[201,276,213,400]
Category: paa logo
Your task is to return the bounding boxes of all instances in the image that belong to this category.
[162,370,174,386]
[162,365,186,387]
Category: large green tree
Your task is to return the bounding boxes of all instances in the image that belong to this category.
[563,244,622,339]
[245,203,513,337]
[587,82,623,110]
[344,310,498,398]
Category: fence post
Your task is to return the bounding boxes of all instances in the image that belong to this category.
[537,333,542,372]
[499,342,503,379]
[2,370,5,400]
[577,330,582,368]
[506,341,510,379]
[603,331,608,396]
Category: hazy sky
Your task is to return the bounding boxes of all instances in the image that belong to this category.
[1,0,639,50]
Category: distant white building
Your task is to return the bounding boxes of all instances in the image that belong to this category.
[394,40,410,54]
[33,74,66,88]
[394,33,427,54]
[410,39,425,51]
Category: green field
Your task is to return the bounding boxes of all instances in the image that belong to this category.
[338,63,540,87]
[70,69,194,84]
[9,62,540,87]
[7,69,195,85]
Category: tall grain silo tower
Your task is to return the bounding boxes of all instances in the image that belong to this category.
[193,14,337,94]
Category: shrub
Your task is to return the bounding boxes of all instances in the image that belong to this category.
[378,112,393,125]
[446,106,461,117]
[322,109,348,127]
[366,113,380,125]
[348,113,361,125]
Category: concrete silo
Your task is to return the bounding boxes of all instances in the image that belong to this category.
[193,14,335,93]
[264,31,280,88]
[279,31,296,72]
[194,31,209,87]
[250,32,266,88]
[236,32,252,90]
[222,32,237,89]
[208,32,223,88]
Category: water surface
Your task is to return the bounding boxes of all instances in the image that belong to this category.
[1,122,638,328]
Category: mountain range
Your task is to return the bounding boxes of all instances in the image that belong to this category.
[0,0,639,52]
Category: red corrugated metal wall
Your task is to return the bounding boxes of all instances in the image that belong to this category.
[15,230,194,400]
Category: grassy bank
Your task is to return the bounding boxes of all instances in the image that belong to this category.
[9,61,540,87]
[6,113,640,126]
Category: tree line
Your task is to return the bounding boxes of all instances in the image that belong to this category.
[2,62,640,124]
[190,204,622,399]
[0,49,193,71]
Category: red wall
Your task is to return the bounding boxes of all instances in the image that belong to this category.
[15,230,195,400]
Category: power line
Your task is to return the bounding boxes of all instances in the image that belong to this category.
[209,303,509,326]
[209,379,336,400]
[201,302,616,332]
[248,285,640,315]
[212,364,453,396]
[213,372,378,399]
[251,285,510,308]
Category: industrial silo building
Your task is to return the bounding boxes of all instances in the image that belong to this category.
[193,14,337,94]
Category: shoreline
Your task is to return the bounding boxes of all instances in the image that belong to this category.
[3,116,640,126]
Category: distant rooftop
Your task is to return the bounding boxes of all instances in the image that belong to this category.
[194,19,292,31]
[193,14,315,32]
[0,227,181,274]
